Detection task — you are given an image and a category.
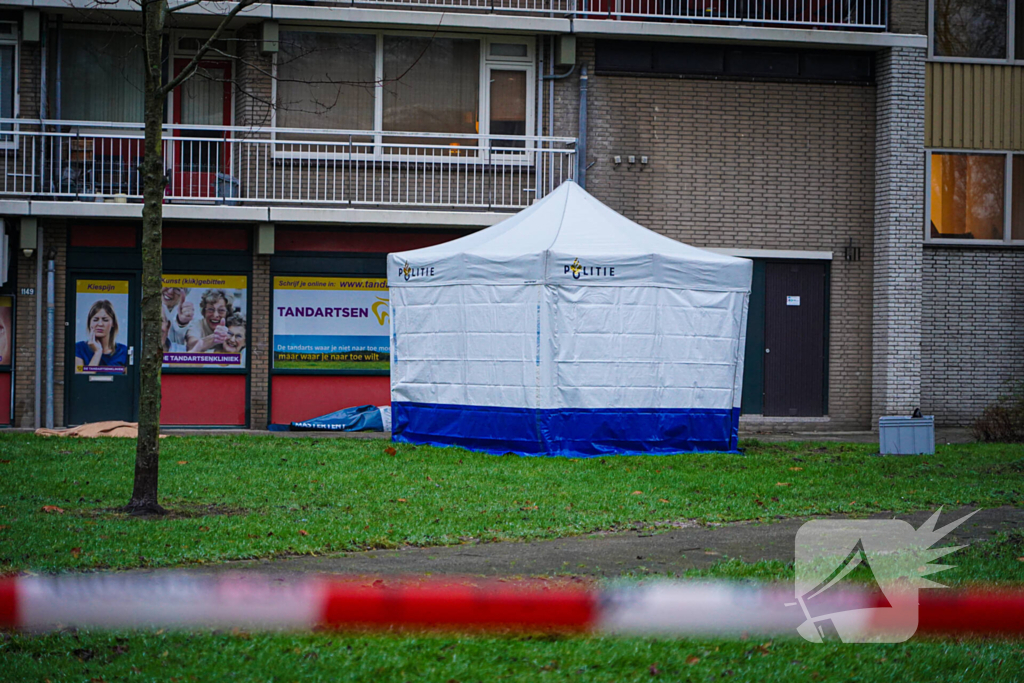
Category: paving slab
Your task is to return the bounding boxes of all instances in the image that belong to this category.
[196,506,1022,580]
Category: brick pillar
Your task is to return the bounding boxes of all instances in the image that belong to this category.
[872,47,926,422]
[249,253,271,428]
[12,220,66,427]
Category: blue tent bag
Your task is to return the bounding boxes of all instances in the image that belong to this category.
[289,405,384,432]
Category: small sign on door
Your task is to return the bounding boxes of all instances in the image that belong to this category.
[786,296,801,306]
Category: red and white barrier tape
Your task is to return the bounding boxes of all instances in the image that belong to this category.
[1,575,1022,637]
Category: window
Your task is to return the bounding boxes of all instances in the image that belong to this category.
[61,30,145,122]
[274,31,533,153]
[276,32,376,135]
[0,23,16,143]
[928,152,1024,243]
[382,36,479,142]
[931,0,1024,60]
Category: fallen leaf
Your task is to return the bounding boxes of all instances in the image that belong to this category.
[789,467,803,471]
[0,459,10,464]
[1016,557,1024,562]
[775,482,790,487]
[177,461,188,465]
[0,525,8,530]
[397,498,407,503]
[41,505,65,514]
[298,529,309,536]
[198,526,210,532]
[658,499,670,503]
[631,491,643,495]
[71,547,82,558]
[686,656,700,665]
[384,447,397,456]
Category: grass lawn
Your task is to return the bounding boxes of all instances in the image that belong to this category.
[2,534,1023,682]
[0,435,1021,573]
[1,435,1022,681]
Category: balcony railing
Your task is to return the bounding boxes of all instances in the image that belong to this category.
[301,0,888,30]
[0,120,577,211]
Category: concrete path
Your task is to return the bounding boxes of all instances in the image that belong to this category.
[202,506,1022,579]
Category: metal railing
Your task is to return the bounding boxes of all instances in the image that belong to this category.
[574,0,886,28]
[290,0,887,29]
[0,120,577,210]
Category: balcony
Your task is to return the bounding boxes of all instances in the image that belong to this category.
[0,120,577,212]
[281,0,889,30]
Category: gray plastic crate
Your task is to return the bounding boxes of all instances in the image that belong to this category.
[879,416,935,455]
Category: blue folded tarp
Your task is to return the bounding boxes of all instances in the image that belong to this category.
[269,405,386,432]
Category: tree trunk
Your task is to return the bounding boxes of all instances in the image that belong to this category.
[125,0,167,515]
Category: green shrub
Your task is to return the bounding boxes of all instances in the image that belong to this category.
[972,383,1024,442]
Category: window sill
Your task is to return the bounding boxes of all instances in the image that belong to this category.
[925,240,1024,249]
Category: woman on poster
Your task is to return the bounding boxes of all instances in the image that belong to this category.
[202,313,247,366]
[186,289,234,354]
[75,300,128,371]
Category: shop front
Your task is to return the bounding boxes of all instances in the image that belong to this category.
[65,223,252,427]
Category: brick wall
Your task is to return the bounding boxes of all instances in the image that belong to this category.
[14,220,67,427]
[580,48,876,427]
[872,47,926,421]
[922,248,1024,426]
[889,0,927,35]
[250,252,270,427]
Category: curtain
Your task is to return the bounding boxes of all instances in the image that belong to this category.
[276,32,376,133]
[383,37,479,136]
[62,30,145,123]
[931,153,1005,240]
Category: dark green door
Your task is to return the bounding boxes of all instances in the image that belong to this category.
[66,273,139,425]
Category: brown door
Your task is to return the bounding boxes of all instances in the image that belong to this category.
[763,261,826,417]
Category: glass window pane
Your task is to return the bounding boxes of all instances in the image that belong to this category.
[0,45,14,137]
[930,153,1005,240]
[933,0,1008,59]
[62,30,145,122]
[490,70,527,149]
[1013,155,1024,239]
[383,37,479,142]
[276,32,376,134]
[1016,0,1024,59]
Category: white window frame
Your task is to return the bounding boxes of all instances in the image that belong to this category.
[0,21,20,151]
[928,0,1024,64]
[925,149,1024,245]
[270,28,536,164]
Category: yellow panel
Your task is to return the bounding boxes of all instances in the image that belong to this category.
[993,67,1003,149]
[962,65,973,147]
[943,64,954,147]
[953,66,963,148]
[983,66,994,149]
[1002,68,1013,149]
[925,64,1024,151]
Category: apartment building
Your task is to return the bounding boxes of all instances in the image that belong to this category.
[0,0,1018,432]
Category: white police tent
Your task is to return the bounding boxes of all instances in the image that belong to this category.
[387,180,752,456]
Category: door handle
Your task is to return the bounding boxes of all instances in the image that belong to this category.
[128,347,134,366]
[765,349,770,354]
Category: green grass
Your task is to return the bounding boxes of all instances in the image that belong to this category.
[3,530,1023,681]
[1,437,1022,682]
[0,436,1019,573]
[0,435,1022,573]
[3,630,1022,683]
[661,528,1024,586]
